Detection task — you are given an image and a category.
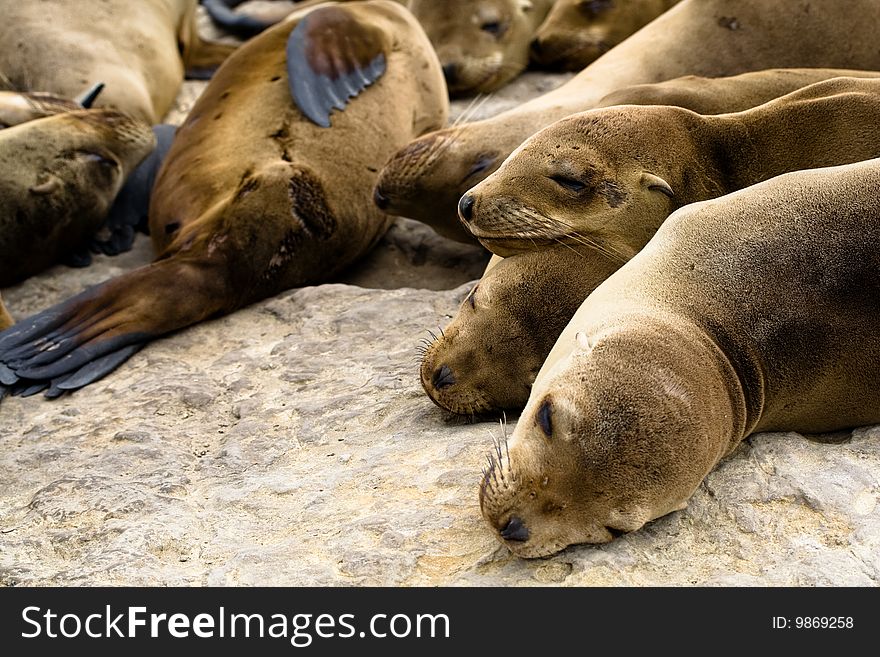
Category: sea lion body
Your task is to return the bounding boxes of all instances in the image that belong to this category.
[464,76,880,257]
[532,0,680,71]
[0,110,155,287]
[374,0,880,240]
[0,0,447,398]
[420,246,620,415]
[480,158,880,557]
[0,0,237,122]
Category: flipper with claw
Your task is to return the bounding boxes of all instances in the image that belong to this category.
[0,258,229,398]
[286,6,389,128]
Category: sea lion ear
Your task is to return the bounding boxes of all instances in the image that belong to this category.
[641,172,674,198]
[28,174,63,196]
[75,82,105,109]
[286,7,388,128]
[518,0,535,12]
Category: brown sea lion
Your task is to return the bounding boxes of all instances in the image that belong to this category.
[373,0,880,241]
[461,76,880,257]
[420,246,620,416]
[531,0,681,71]
[0,0,447,398]
[479,157,880,557]
[0,0,240,123]
[0,109,155,287]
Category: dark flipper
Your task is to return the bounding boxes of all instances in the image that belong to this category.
[91,124,177,254]
[0,259,228,399]
[286,6,388,128]
[75,82,105,109]
[201,0,276,39]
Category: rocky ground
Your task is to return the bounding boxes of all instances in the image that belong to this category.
[0,6,877,587]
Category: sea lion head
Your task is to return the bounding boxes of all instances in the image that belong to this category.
[458,107,688,258]
[7,109,155,217]
[409,0,548,95]
[479,323,731,558]
[531,0,671,71]
[374,122,503,242]
[420,247,621,416]
[0,108,155,285]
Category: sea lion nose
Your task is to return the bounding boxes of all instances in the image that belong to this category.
[500,516,529,542]
[529,37,543,59]
[442,63,458,86]
[373,185,390,210]
[458,194,475,222]
[432,364,456,390]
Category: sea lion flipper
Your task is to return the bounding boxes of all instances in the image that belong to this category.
[93,124,177,255]
[201,0,277,39]
[286,7,388,128]
[0,260,229,398]
[75,82,105,109]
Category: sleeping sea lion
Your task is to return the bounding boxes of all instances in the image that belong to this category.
[0,109,155,287]
[460,76,880,257]
[0,0,447,398]
[480,157,880,557]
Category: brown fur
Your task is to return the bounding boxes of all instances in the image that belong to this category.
[0,0,239,123]
[0,0,447,393]
[0,90,82,128]
[374,0,880,241]
[0,295,11,330]
[481,157,880,557]
[465,76,880,256]
[420,246,620,415]
[409,0,556,95]
[532,0,680,71]
[0,109,155,287]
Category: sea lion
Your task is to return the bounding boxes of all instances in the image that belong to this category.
[373,0,880,241]
[0,0,447,398]
[0,0,240,123]
[531,0,681,71]
[420,246,620,416]
[479,157,880,557]
[0,109,155,287]
[461,76,880,257]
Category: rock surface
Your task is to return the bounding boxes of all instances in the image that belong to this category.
[1,6,877,587]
